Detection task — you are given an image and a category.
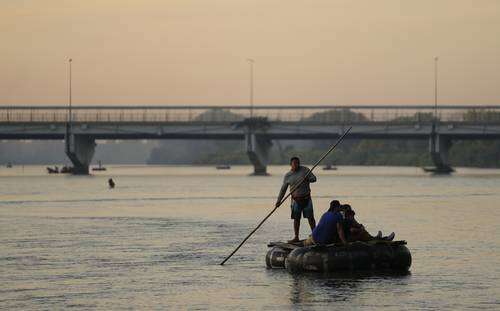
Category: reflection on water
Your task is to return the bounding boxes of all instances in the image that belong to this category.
[289,271,412,306]
[0,165,499,309]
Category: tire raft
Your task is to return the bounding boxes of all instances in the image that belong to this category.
[266,240,411,273]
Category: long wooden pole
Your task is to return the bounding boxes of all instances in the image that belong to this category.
[220,126,352,265]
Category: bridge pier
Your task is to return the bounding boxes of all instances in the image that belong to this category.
[427,134,454,174]
[65,129,96,175]
[246,133,272,175]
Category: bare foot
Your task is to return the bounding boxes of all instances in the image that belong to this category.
[384,232,395,241]
[287,237,300,243]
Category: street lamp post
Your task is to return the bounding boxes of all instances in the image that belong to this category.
[68,58,73,125]
[247,58,254,119]
[434,56,438,121]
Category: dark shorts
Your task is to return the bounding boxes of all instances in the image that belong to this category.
[291,197,314,220]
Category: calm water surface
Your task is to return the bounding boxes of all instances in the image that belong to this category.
[1,165,499,310]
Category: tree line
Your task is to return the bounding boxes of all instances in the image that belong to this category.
[148,108,500,167]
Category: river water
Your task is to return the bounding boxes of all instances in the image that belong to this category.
[0,165,499,310]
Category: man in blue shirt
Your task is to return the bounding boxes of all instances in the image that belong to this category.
[304,200,347,246]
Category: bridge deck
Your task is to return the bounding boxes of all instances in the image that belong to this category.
[1,105,499,140]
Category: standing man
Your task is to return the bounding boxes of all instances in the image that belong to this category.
[275,156,317,243]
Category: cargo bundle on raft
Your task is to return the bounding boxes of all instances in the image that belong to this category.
[266,240,411,273]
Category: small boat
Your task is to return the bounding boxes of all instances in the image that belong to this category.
[47,166,59,174]
[422,166,454,174]
[323,164,337,171]
[60,166,73,174]
[266,240,411,273]
[216,164,231,170]
[6,162,13,168]
[92,161,107,171]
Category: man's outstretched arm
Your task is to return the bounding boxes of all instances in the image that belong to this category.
[275,182,289,207]
[308,169,317,183]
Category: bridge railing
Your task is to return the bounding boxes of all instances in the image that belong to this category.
[1,106,499,124]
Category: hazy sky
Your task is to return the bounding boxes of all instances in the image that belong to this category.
[2,0,499,106]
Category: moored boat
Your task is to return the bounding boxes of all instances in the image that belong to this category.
[92,161,107,171]
[322,164,337,170]
[422,166,454,174]
[60,166,73,174]
[47,166,59,174]
[266,240,411,273]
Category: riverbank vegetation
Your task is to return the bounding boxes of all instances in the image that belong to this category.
[148,109,500,167]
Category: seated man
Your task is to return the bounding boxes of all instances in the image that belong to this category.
[342,204,395,242]
[304,200,347,246]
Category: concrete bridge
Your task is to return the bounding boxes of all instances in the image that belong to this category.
[1,105,499,174]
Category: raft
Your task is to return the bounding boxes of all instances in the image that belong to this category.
[266,240,411,273]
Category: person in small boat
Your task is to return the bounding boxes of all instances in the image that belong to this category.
[342,204,395,242]
[304,200,347,246]
[275,156,317,243]
[108,178,115,189]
